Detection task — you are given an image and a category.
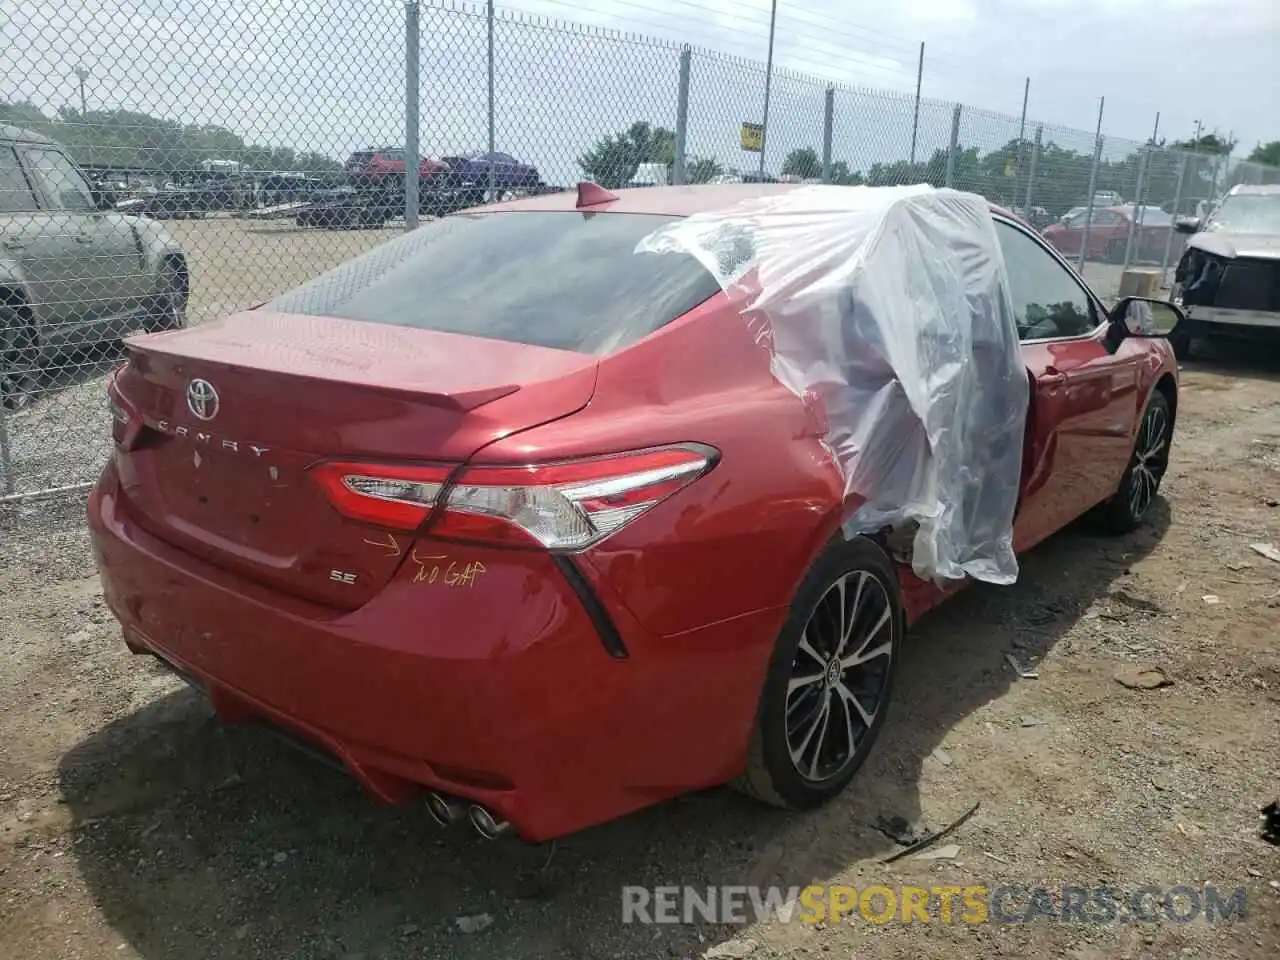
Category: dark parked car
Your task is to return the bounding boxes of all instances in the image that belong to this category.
[0,125,188,409]
[439,152,540,192]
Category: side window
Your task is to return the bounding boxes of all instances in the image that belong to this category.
[995,221,1098,340]
[23,149,95,212]
[1092,211,1119,226]
[0,147,39,213]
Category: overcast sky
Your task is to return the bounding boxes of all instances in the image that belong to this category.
[1,0,1275,182]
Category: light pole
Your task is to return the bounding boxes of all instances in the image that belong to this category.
[73,66,89,117]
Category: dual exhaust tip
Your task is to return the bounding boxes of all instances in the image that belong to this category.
[426,791,511,840]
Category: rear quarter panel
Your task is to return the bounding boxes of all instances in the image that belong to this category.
[471,294,847,638]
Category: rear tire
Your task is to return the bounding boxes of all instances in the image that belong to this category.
[1,302,39,412]
[1098,390,1172,534]
[145,260,188,333]
[733,535,903,810]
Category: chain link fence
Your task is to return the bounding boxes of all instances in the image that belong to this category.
[1,0,1277,502]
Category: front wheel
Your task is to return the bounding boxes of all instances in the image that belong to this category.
[734,535,903,810]
[1098,390,1172,533]
[1,304,39,412]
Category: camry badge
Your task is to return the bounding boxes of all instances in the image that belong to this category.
[186,378,219,420]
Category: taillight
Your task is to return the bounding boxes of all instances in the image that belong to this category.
[107,365,141,450]
[310,444,718,549]
[309,461,450,530]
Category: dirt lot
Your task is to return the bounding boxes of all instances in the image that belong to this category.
[1,333,1278,958]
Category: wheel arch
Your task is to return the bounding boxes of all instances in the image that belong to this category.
[0,284,36,341]
[160,253,189,290]
[1152,371,1177,431]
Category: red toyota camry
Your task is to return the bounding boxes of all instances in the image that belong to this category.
[89,183,1182,842]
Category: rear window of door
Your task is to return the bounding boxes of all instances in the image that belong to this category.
[264,211,725,355]
[0,146,39,212]
[23,148,95,212]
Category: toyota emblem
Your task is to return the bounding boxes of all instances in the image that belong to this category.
[186,378,220,420]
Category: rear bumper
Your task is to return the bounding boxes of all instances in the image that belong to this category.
[88,464,782,841]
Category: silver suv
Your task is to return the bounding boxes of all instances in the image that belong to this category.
[1,124,188,409]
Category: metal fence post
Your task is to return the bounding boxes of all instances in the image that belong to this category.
[1121,146,1149,272]
[1014,77,1029,187]
[0,409,13,497]
[759,0,778,178]
[909,42,924,165]
[673,46,690,185]
[486,0,495,199]
[1123,112,1160,272]
[404,0,420,231]
[822,85,834,184]
[1077,96,1106,271]
[945,104,961,188]
[1024,124,1042,213]
[1209,129,1233,200]
[1159,151,1189,282]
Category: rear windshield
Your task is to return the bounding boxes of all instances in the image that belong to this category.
[264,211,723,354]
[1131,206,1172,225]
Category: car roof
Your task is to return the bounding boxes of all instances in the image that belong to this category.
[0,124,56,146]
[1228,183,1280,197]
[482,183,1017,220]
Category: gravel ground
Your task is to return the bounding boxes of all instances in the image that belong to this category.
[2,216,1133,498]
[1,338,1278,959]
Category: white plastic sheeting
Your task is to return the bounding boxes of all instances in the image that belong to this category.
[637,184,1028,585]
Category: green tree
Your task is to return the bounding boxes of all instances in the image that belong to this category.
[1246,141,1280,166]
[576,121,675,188]
[0,101,341,173]
[686,156,724,184]
[781,147,821,179]
[1171,133,1236,156]
[829,161,864,186]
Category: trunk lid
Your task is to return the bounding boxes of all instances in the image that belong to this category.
[112,310,598,608]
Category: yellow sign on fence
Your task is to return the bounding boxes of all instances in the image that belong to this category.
[740,122,764,152]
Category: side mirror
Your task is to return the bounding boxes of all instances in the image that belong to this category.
[1173,216,1201,235]
[1108,297,1185,339]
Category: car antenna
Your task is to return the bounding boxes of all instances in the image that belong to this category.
[576,181,618,208]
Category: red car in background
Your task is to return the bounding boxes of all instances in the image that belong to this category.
[89,184,1183,842]
[344,146,448,181]
[1042,205,1177,263]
